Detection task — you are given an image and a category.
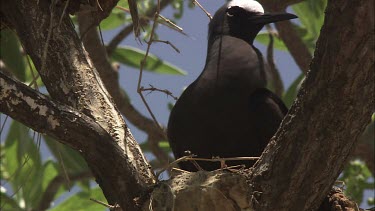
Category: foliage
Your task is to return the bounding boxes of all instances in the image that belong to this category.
[340,160,375,205]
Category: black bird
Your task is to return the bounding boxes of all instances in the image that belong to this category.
[167,0,297,171]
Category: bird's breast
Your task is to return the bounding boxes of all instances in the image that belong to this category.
[201,35,266,92]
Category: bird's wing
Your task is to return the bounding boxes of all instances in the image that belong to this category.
[248,88,288,148]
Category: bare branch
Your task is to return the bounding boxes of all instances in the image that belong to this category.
[141,84,178,100]
[265,25,284,97]
[192,0,212,20]
[260,0,311,74]
[106,0,173,56]
[77,11,170,167]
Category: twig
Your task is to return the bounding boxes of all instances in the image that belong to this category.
[58,0,70,26]
[26,54,40,89]
[170,167,190,174]
[116,6,186,37]
[260,0,311,74]
[185,156,260,162]
[192,0,212,20]
[158,14,183,32]
[127,0,140,38]
[90,198,121,210]
[96,0,103,11]
[77,12,170,169]
[40,0,56,75]
[137,0,168,139]
[156,155,197,178]
[265,24,284,97]
[150,39,180,53]
[117,6,183,32]
[141,84,178,100]
[106,0,173,56]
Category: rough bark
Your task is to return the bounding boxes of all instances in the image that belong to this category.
[76,13,170,165]
[250,0,374,210]
[0,0,155,210]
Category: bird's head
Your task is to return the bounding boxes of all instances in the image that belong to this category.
[208,0,297,44]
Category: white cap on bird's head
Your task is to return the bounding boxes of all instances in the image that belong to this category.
[227,0,264,14]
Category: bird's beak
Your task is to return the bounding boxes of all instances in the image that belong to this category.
[249,13,298,25]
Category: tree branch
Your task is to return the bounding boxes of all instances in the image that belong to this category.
[261,0,312,74]
[77,12,170,166]
[106,0,173,56]
[266,25,284,97]
[251,0,374,210]
[1,1,155,209]
[0,69,152,210]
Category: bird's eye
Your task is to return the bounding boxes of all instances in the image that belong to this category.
[227,6,254,17]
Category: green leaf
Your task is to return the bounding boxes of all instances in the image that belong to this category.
[139,141,171,153]
[44,135,89,174]
[167,102,174,111]
[40,161,58,190]
[255,32,288,51]
[171,0,184,19]
[0,29,26,81]
[282,74,305,108]
[1,188,22,210]
[49,187,106,211]
[112,46,187,75]
[292,0,327,52]
[3,121,43,209]
[100,11,127,30]
[24,56,44,87]
[158,141,170,149]
[340,160,374,204]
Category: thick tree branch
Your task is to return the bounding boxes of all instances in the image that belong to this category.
[77,13,170,166]
[1,0,155,209]
[0,69,152,210]
[250,1,374,210]
[0,71,111,151]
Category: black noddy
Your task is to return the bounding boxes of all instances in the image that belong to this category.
[168,0,297,171]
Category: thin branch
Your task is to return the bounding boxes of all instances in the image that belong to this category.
[106,0,173,56]
[40,0,56,75]
[158,14,183,32]
[115,5,185,35]
[192,0,212,20]
[77,13,170,169]
[185,156,260,162]
[150,39,180,53]
[260,0,311,74]
[136,0,167,139]
[127,0,140,37]
[141,84,178,100]
[265,25,284,97]
[274,20,311,74]
[156,155,196,178]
